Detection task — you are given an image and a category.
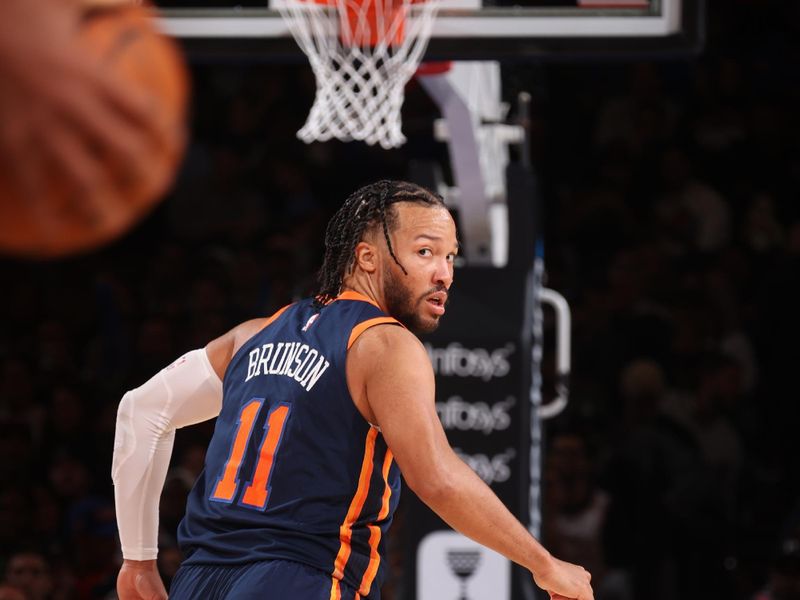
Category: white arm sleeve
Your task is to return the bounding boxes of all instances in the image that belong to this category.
[112,348,223,561]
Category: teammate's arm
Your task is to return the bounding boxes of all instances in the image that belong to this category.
[350,325,594,600]
[113,318,267,600]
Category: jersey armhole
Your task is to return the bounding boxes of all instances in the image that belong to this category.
[222,303,295,383]
[256,303,293,333]
[347,317,403,350]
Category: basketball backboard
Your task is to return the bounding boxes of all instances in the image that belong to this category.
[155,0,703,60]
[153,0,704,266]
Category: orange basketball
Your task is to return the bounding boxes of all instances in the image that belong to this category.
[0,1,189,259]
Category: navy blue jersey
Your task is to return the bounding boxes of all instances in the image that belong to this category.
[178,292,403,599]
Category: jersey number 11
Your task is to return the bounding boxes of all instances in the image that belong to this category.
[210,399,291,511]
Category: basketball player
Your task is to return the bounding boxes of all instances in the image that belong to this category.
[113,181,594,600]
[0,0,177,223]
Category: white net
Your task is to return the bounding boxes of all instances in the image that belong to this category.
[277,0,439,149]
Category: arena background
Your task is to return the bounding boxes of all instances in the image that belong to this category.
[1,1,799,599]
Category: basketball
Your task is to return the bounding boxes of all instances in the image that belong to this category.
[0,0,189,259]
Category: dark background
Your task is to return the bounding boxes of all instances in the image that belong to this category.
[1,0,799,598]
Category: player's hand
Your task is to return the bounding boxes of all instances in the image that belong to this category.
[117,559,168,600]
[0,0,177,226]
[533,555,593,600]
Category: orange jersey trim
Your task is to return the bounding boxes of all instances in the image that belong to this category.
[329,582,362,600]
[347,317,401,350]
[329,577,341,600]
[257,303,293,333]
[334,290,381,308]
[358,450,394,596]
[330,427,379,597]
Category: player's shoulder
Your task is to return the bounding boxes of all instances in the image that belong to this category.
[207,304,298,375]
[347,323,434,394]
[349,321,427,365]
[205,318,268,377]
[231,302,298,350]
[231,318,272,349]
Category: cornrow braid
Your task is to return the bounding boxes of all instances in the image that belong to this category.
[313,180,446,308]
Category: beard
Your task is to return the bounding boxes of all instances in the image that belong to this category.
[383,260,444,335]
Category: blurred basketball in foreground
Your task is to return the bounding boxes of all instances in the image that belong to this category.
[0,1,188,259]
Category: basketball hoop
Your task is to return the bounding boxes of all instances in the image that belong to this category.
[276,0,439,149]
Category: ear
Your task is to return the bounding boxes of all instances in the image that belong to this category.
[353,241,378,274]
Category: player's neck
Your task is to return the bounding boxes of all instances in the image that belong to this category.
[341,273,388,313]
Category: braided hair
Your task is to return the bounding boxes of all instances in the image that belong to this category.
[314,180,446,308]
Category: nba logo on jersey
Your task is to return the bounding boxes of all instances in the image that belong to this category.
[301,313,320,332]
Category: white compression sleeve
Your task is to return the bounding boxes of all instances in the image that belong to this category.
[112,348,223,560]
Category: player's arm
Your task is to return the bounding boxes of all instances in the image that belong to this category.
[113,318,266,599]
[351,325,594,600]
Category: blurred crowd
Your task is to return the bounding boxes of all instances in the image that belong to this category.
[0,0,798,599]
[537,2,800,599]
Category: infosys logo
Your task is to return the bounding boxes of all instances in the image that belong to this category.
[453,448,516,485]
[425,343,515,381]
[436,396,516,435]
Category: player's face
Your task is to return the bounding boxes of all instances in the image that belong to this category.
[381,203,458,334]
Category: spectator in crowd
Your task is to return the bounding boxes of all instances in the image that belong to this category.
[3,551,53,600]
[543,430,632,600]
